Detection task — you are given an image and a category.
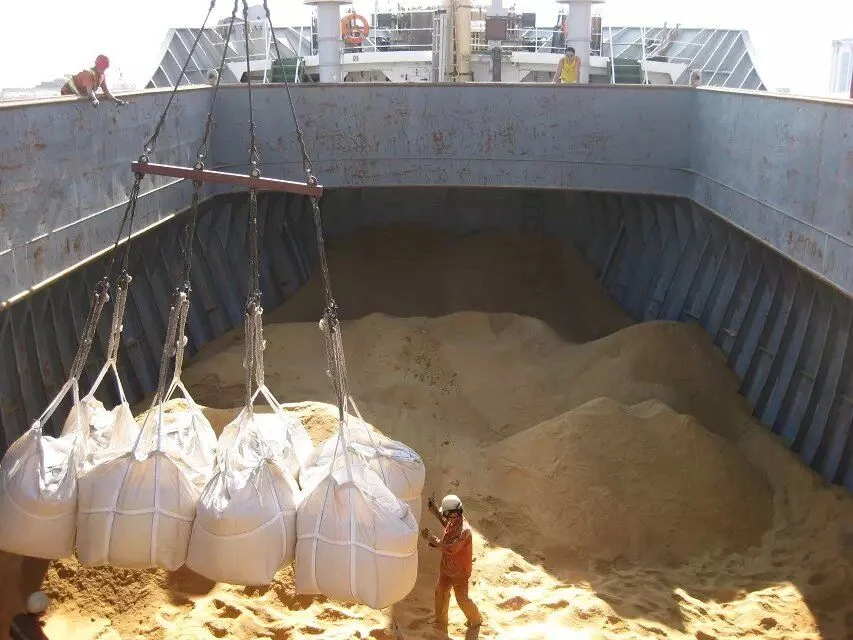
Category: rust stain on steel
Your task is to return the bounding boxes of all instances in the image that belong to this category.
[584,132,607,153]
[786,230,824,263]
[384,107,411,124]
[64,233,83,256]
[32,245,45,270]
[482,128,494,153]
[432,131,447,153]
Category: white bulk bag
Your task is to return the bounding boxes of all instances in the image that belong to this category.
[295,446,418,609]
[0,380,84,559]
[216,389,313,482]
[64,361,141,472]
[76,448,199,570]
[61,395,106,443]
[303,414,425,522]
[187,408,301,585]
[76,388,214,571]
[147,407,216,492]
[146,380,217,491]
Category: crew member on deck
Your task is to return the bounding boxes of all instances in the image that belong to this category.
[553,46,581,84]
[60,55,127,108]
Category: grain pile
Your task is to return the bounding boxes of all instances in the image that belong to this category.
[1,227,852,640]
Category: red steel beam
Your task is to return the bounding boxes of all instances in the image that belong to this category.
[131,162,323,197]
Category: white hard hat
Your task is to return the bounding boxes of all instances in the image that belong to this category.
[440,494,463,514]
[26,591,49,615]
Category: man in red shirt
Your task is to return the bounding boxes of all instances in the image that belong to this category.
[60,55,127,108]
[421,494,483,629]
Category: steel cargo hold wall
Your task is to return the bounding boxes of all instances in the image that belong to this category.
[0,88,213,305]
[0,187,850,490]
[0,192,318,452]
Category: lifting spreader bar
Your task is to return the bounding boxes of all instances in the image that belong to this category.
[130,161,323,198]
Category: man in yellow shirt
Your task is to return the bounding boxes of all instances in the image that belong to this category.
[553,46,581,84]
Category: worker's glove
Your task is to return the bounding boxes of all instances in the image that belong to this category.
[91,98,100,108]
[421,528,440,547]
[427,497,437,511]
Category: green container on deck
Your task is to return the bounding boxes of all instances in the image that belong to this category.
[270,58,306,83]
[607,57,644,84]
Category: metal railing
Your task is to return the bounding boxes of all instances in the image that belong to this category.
[345,27,435,53]
[222,17,749,88]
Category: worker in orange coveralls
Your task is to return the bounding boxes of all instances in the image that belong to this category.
[421,494,483,629]
[60,54,127,108]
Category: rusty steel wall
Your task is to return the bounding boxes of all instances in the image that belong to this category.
[210,84,853,296]
[0,89,212,305]
[692,90,853,299]
[211,84,695,198]
[2,85,850,303]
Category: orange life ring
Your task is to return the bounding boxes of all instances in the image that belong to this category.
[341,13,369,45]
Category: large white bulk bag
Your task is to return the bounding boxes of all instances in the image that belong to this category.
[76,449,199,570]
[216,401,313,481]
[187,409,301,585]
[60,362,141,475]
[295,450,418,609]
[0,380,88,559]
[0,426,79,559]
[304,423,425,523]
[148,406,217,491]
[74,402,140,474]
[76,388,215,570]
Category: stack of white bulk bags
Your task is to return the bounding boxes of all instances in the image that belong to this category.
[186,401,304,585]
[0,380,84,559]
[75,382,216,570]
[0,281,141,560]
[295,428,419,609]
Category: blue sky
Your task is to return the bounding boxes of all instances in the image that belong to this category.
[0,0,850,95]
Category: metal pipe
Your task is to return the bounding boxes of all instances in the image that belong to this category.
[305,0,346,82]
[455,0,472,82]
[609,25,615,84]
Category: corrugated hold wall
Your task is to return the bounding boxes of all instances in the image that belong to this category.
[0,188,850,489]
[0,192,317,452]
[561,191,853,488]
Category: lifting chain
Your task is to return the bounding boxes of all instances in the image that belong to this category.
[261,0,314,180]
[142,0,218,159]
[152,0,243,401]
[69,173,142,382]
[256,0,344,419]
[241,0,267,412]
